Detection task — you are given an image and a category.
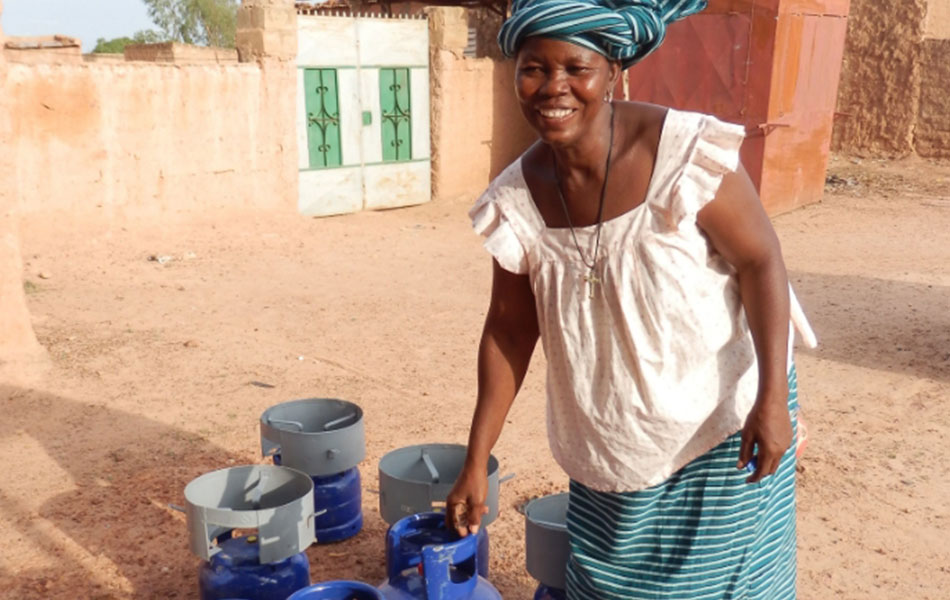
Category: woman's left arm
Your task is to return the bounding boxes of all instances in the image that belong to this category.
[697,163,793,484]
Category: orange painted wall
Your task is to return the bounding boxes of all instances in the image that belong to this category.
[429,50,497,202]
[2,61,296,221]
[0,0,298,369]
[759,7,849,214]
[0,0,46,370]
[427,8,537,204]
[626,0,850,214]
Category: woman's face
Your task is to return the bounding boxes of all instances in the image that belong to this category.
[515,37,620,147]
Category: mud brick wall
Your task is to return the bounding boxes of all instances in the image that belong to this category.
[915,39,950,158]
[833,0,950,157]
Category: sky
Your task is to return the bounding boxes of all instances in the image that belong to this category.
[2,0,157,52]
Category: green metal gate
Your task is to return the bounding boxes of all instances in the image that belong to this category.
[304,68,342,169]
[296,13,431,216]
[379,68,412,162]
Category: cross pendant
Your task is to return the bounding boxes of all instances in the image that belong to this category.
[583,269,601,299]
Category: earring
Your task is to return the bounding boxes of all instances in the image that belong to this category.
[604,90,614,103]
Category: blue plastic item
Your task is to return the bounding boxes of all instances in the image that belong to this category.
[288,580,385,599]
[275,454,363,543]
[198,535,310,600]
[378,513,501,600]
[377,444,501,578]
[474,528,489,579]
[534,583,567,600]
[311,468,363,542]
[533,584,567,600]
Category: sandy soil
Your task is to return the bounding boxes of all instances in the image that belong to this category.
[2,155,949,599]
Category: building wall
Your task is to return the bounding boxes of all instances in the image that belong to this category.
[0,2,530,369]
[917,1,950,158]
[83,53,125,64]
[0,0,47,373]
[1,4,529,223]
[832,0,950,157]
[123,42,239,63]
[832,0,927,157]
[0,0,299,371]
[916,39,950,158]
[427,7,536,203]
[3,34,83,64]
[925,0,950,38]
[296,14,432,216]
[3,45,82,64]
[3,61,296,220]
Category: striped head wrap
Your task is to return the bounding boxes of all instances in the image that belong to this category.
[498,0,708,70]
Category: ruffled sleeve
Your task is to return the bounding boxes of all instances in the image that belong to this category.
[658,113,746,229]
[468,163,538,275]
[469,191,528,274]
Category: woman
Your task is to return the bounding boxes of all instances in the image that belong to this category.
[446,1,813,598]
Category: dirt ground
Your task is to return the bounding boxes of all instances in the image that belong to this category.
[2,154,949,599]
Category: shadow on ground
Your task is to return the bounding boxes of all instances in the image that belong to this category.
[790,271,950,381]
[0,385,244,597]
[0,385,478,598]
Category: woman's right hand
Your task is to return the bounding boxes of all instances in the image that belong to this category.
[445,465,490,537]
[444,260,538,538]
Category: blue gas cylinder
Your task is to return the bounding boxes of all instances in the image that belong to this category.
[288,580,385,599]
[274,454,363,543]
[311,468,363,542]
[474,528,489,578]
[533,584,567,600]
[198,534,310,600]
[378,513,501,600]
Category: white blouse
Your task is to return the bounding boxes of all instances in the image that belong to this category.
[469,108,816,492]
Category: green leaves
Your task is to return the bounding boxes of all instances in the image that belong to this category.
[91,30,164,54]
[91,0,238,54]
[143,0,238,48]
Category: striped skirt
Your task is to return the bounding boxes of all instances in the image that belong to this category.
[565,367,799,600]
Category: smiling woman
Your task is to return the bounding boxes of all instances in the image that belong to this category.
[443,1,814,599]
[514,39,620,150]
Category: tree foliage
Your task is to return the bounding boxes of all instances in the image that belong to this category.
[144,0,239,48]
[92,30,165,54]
